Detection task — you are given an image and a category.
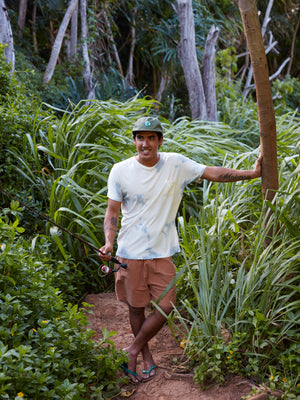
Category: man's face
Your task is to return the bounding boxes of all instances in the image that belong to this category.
[133,131,163,166]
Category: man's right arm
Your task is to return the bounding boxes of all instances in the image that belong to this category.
[99,198,121,261]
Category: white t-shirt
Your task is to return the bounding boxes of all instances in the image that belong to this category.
[107,152,206,259]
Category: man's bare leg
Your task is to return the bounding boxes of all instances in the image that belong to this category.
[124,305,173,380]
[128,306,155,378]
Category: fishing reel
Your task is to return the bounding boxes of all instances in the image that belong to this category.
[98,258,127,277]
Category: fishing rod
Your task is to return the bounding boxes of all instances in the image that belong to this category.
[0,185,127,274]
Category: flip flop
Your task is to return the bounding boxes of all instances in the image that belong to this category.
[120,362,141,384]
[142,364,156,382]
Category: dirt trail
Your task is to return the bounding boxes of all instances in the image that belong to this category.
[85,292,255,400]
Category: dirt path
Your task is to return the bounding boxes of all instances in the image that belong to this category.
[85,292,255,400]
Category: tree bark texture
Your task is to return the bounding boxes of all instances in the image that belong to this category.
[103,9,124,78]
[69,2,78,59]
[0,0,15,70]
[202,25,219,121]
[242,0,273,98]
[80,0,95,100]
[31,1,38,53]
[177,0,207,120]
[156,70,170,103]
[80,0,95,99]
[238,0,278,203]
[43,0,78,84]
[125,8,137,88]
[17,0,27,38]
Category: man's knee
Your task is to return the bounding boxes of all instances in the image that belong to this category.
[129,305,145,317]
[155,305,173,318]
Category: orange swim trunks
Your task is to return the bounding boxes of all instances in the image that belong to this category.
[115,257,176,308]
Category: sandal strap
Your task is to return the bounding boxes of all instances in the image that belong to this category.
[142,364,156,374]
[121,363,138,377]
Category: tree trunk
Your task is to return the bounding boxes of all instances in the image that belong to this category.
[242,0,274,98]
[125,8,137,89]
[177,0,207,120]
[238,1,278,208]
[0,0,15,70]
[43,0,78,84]
[103,9,124,78]
[125,8,137,88]
[156,70,170,103]
[202,25,219,121]
[80,0,95,99]
[69,2,78,59]
[18,0,27,38]
[31,1,38,53]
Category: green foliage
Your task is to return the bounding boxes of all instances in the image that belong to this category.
[5,0,300,122]
[9,96,161,292]
[172,112,300,397]
[0,47,49,190]
[0,45,13,99]
[272,76,300,112]
[1,1,299,397]
[162,117,256,216]
[216,47,238,78]
[0,205,127,399]
[216,80,260,146]
[14,51,85,110]
[51,72,138,110]
[4,93,300,397]
[9,97,256,291]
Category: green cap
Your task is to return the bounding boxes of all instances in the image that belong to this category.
[132,116,163,134]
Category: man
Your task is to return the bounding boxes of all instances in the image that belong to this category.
[99,116,262,383]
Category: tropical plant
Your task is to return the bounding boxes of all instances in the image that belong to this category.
[12,99,256,243]
[0,202,128,399]
[10,96,160,291]
[172,112,300,397]
[3,82,299,398]
[0,46,45,188]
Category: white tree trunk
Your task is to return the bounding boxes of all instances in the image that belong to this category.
[177,0,207,120]
[80,0,95,99]
[43,0,78,84]
[125,8,137,88]
[202,25,219,121]
[0,0,15,70]
[69,2,78,59]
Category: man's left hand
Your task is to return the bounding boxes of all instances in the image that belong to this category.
[253,155,263,178]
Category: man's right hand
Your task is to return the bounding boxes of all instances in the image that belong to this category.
[100,199,121,262]
[99,244,114,261]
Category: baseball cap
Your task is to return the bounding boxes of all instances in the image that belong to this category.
[132,116,163,134]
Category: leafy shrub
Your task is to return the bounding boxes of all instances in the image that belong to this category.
[0,203,127,399]
[8,97,259,292]
[9,96,160,292]
[173,112,300,397]
[0,46,48,189]
[272,76,300,112]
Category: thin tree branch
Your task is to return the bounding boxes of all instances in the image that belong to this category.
[287,12,300,75]
[246,57,291,90]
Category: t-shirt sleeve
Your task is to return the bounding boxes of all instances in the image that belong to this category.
[107,165,123,202]
[178,154,207,183]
